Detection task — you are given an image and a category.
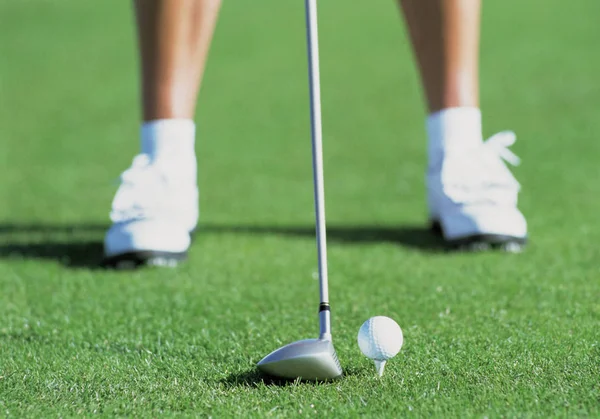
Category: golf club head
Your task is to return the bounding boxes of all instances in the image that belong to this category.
[257,338,342,381]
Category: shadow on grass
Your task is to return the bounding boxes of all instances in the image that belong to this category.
[221,365,363,388]
[0,223,106,269]
[0,222,444,269]
[0,331,53,345]
[199,223,444,252]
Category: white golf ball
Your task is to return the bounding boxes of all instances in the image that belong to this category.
[357,316,403,361]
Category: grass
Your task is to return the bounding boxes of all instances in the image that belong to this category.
[1,0,600,416]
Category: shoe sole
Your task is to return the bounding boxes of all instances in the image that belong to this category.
[430,220,527,253]
[102,251,187,269]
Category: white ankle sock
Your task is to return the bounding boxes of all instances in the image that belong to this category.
[141,119,195,159]
[426,107,483,165]
[140,119,197,177]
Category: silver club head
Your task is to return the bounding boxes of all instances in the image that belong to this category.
[257,338,342,381]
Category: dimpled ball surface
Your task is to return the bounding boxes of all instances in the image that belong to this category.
[357,316,403,361]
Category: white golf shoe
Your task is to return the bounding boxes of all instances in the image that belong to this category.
[427,131,527,251]
[103,154,198,268]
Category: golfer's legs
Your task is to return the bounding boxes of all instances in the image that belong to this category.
[134,0,222,121]
[399,0,480,113]
[103,1,222,265]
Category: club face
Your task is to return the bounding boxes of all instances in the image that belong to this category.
[257,338,342,381]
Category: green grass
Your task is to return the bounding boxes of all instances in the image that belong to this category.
[1,0,600,416]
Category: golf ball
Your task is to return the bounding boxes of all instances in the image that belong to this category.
[357,316,403,361]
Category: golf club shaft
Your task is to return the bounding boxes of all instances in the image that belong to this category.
[304,0,331,339]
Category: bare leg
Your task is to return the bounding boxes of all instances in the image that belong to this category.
[399,0,480,113]
[103,0,222,265]
[134,0,222,120]
[396,1,527,250]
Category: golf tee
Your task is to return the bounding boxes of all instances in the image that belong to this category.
[374,360,386,377]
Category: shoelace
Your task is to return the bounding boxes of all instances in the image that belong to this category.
[439,131,522,206]
[110,154,169,223]
[118,154,159,189]
[481,131,521,166]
